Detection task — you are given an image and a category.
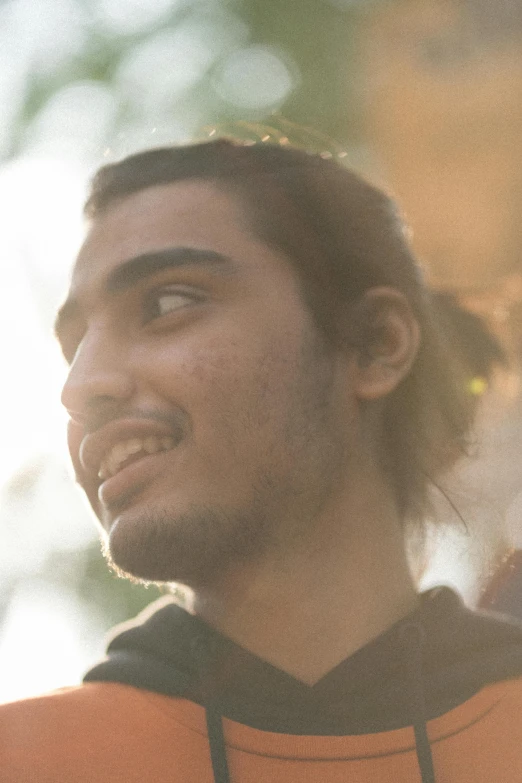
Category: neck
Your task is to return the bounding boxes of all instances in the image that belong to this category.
[190,484,419,685]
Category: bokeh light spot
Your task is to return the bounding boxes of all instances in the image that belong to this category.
[215,45,297,110]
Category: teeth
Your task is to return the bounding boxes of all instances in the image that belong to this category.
[112,442,129,466]
[127,438,143,455]
[97,435,175,480]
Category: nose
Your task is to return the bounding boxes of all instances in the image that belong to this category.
[61,328,135,427]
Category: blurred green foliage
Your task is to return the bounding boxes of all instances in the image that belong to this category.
[7,0,375,161]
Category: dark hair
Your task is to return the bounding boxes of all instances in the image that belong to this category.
[432,292,506,383]
[85,138,474,524]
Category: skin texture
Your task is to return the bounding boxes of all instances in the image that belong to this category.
[59,180,421,683]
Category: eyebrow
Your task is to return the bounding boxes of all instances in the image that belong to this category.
[106,247,234,293]
[54,246,234,344]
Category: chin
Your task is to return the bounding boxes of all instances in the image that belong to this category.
[102,502,270,587]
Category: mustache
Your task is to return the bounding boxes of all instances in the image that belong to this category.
[67,408,188,470]
[67,407,188,489]
[80,406,188,436]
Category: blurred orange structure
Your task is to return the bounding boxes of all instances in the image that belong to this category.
[362,0,522,306]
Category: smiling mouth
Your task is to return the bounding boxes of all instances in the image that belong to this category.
[98,435,176,480]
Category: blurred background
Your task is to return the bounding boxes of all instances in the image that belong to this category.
[2,0,522,701]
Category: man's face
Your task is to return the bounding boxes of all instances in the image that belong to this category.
[58,180,356,585]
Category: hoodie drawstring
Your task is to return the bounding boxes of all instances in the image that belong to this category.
[400,622,436,783]
[199,623,437,783]
[206,706,230,783]
[192,635,231,783]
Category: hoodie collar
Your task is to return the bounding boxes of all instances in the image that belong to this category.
[85,586,522,735]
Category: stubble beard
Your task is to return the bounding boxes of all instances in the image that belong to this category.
[103,429,346,590]
[102,492,275,588]
[102,329,348,589]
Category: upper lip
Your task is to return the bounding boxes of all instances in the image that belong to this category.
[79,417,183,479]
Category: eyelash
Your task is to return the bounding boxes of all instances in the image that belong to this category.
[142,286,204,324]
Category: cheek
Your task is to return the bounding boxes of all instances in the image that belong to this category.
[139,339,273,433]
[135,329,251,399]
[133,321,309,437]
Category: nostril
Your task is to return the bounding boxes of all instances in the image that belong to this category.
[61,363,135,426]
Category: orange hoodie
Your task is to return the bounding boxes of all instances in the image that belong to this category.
[2,679,522,782]
[3,588,522,783]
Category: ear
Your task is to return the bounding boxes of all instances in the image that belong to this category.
[350,287,421,401]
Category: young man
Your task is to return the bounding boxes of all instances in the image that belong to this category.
[3,139,522,782]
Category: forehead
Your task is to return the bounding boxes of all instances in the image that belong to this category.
[70,179,286,296]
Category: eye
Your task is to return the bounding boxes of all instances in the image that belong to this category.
[143,286,203,323]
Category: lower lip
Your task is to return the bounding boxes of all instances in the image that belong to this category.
[98,450,173,508]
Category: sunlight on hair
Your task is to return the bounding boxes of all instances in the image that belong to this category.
[200,116,351,160]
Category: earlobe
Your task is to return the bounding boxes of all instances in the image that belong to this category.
[352,287,421,401]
